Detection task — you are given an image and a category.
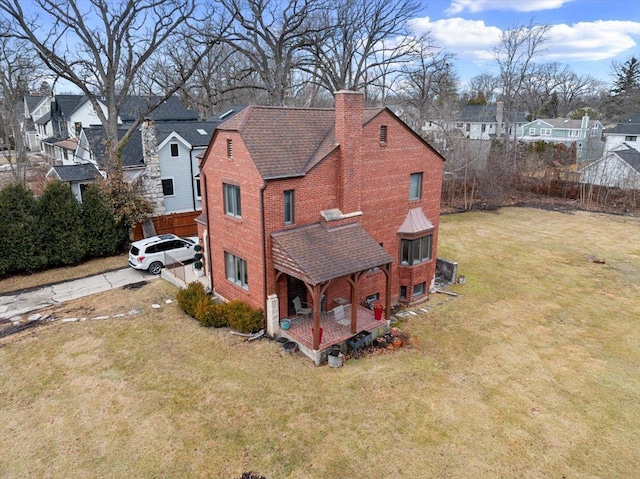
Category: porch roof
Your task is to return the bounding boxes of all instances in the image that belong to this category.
[271,222,393,285]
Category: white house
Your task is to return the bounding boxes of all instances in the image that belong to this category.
[580,144,640,189]
[603,112,640,153]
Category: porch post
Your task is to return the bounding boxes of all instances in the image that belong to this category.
[383,263,392,320]
[348,272,363,334]
[311,283,322,350]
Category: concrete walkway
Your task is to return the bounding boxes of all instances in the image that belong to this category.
[0,268,157,321]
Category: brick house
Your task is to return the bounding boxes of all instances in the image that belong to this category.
[197,90,444,356]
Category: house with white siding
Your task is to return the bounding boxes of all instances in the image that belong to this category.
[603,112,640,153]
[580,144,640,189]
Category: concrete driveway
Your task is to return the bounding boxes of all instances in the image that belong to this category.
[0,268,157,321]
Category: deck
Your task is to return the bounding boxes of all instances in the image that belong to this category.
[279,304,388,363]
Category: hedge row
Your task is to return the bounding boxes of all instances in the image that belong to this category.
[0,181,128,277]
[177,282,264,334]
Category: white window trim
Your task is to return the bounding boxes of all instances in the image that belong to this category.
[161,177,175,197]
[170,142,180,157]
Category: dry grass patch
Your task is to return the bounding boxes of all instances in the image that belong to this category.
[1,208,640,478]
[0,254,129,294]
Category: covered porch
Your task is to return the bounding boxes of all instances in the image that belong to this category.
[271,219,394,364]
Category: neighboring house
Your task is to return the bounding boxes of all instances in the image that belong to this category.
[603,112,640,153]
[197,90,445,358]
[21,95,49,151]
[580,144,640,189]
[46,163,103,202]
[518,115,605,162]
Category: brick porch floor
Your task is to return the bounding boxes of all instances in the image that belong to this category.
[281,304,385,352]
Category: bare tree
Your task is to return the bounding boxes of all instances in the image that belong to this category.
[0,32,44,183]
[216,0,327,106]
[493,21,551,144]
[518,62,568,120]
[555,71,603,117]
[306,0,420,95]
[0,0,221,169]
[466,73,500,104]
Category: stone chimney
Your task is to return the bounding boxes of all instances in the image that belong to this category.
[496,101,504,138]
[334,90,363,214]
[141,119,165,217]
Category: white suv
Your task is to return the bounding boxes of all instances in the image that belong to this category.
[128,234,197,275]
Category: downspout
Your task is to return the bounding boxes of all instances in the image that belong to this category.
[260,181,268,330]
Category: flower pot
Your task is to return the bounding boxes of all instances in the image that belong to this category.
[280,319,291,330]
[390,327,399,337]
[328,353,343,368]
[373,304,383,320]
[392,337,402,349]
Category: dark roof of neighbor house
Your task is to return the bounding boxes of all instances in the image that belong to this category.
[616,146,640,173]
[155,121,219,148]
[206,105,246,123]
[216,105,384,179]
[271,222,394,285]
[83,126,144,169]
[49,163,102,182]
[54,95,89,118]
[607,112,640,135]
[35,111,51,125]
[456,104,527,123]
[119,96,199,123]
[25,95,46,113]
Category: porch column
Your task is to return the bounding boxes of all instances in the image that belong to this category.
[382,263,392,320]
[311,283,322,350]
[348,272,363,334]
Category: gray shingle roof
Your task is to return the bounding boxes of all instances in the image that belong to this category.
[271,222,393,285]
[616,146,640,173]
[50,163,102,182]
[155,121,218,148]
[25,95,46,113]
[456,104,527,123]
[607,112,640,135]
[119,96,198,122]
[83,126,144,169]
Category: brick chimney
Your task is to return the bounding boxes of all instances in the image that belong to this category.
[334,90,363,214]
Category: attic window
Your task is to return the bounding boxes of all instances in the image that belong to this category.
[226,139,233,158]
[197,129,207,135]
[380,125,388,145]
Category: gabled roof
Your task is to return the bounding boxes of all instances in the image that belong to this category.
[119,96,199,122]
[83,126,144,169]
[271,222,393,285]
[216,105,385,179]
[25,95,46,113]
[606,112,640,135]
[48,163,102,182]
[542,118,584,129]
[54,95,90,118]
[456,104,527,123]
[615,146,640,174]
[35,111,51,125]
[155,121,218,148]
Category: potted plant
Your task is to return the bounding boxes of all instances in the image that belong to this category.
[373,302,384,320]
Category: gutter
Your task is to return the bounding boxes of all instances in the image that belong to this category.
[189,147,196,211]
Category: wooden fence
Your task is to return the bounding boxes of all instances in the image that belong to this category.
[131,211,201,241]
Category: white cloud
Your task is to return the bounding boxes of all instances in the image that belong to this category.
[410,17,640,69]
[446,0,574,15]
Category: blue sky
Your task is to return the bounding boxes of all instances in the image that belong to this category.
[410,0,640,88]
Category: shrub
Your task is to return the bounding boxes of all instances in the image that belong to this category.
[81,184,128,257]
[195,297,228,328]
[176,281,207,317]
[225,300,264,333]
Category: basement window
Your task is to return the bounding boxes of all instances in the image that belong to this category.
[413,282,426,297]
[379,125,388,145]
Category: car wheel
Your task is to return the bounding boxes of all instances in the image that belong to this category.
[148,261,163,275]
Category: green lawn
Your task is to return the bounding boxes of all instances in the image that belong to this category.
[1,207,639,478]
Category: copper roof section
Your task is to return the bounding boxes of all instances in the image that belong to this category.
[397,208,435,235]
[217,106,384,179]
[53,138,79,151]
[272,222,393,285]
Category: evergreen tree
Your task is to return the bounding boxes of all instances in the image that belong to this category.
[37,181,86,266]
[0,182,46,276]
[81,183,128,257]
[611,56,640,96]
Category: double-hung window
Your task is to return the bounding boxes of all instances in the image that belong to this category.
[400,235,432,265]
[223,183,241,218]
[225,252,248,289]
[409,173,423,200]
